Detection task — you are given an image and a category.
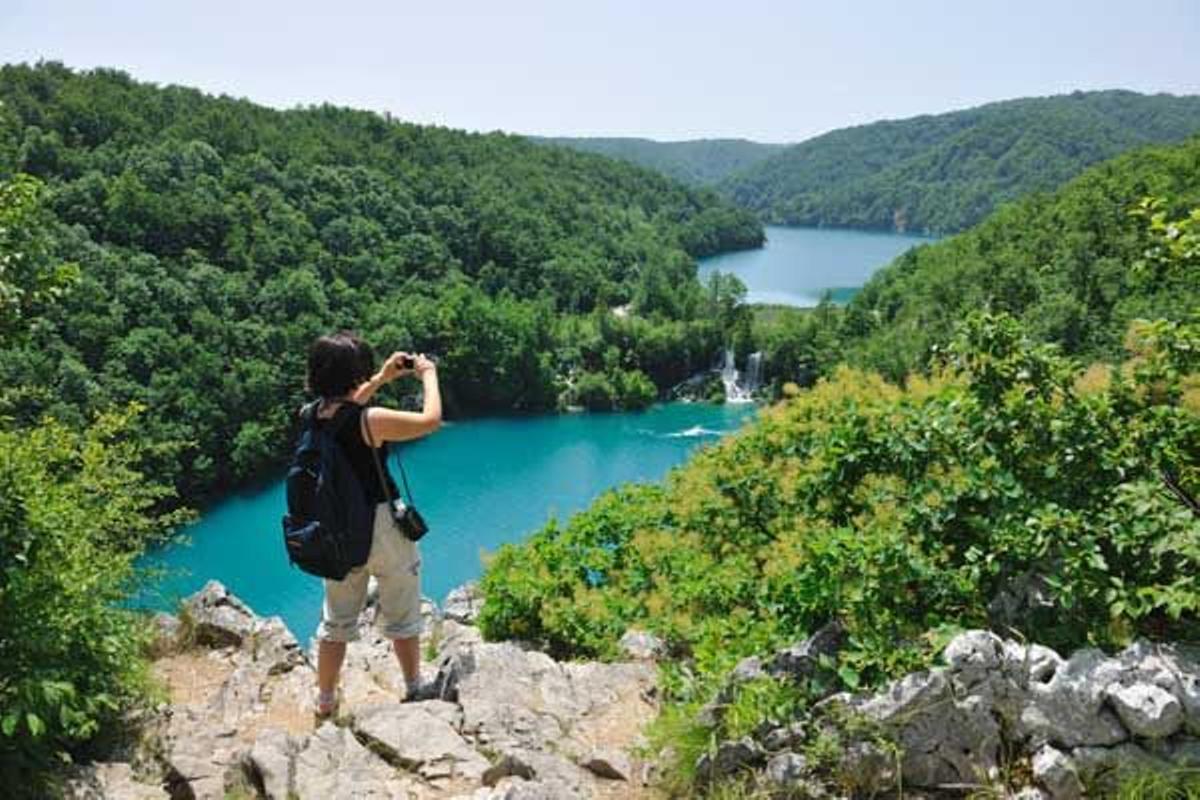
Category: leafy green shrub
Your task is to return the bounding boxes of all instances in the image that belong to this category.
[480,310,1199,751]
[0,407,186,792]
[615,369,657,410]
[572,371,616,411]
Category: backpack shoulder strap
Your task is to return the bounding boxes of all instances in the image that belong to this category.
[328,401,362,435]
[299,401,320,427]
[305,400,361,435]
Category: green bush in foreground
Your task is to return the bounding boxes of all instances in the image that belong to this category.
[480,311,1200,751]
[0,408,186,793]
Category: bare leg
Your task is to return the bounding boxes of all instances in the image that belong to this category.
[392,636,420,685]
[317,640,347,695]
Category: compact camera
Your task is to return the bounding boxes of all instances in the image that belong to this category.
[390,497,429,542]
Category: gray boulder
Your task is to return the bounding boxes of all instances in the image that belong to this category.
[618,628,666,660]
[351,701,489,780]
[292,722,416,799]
[481,752,537,787]
[243,728,298,800]
[1018,648,1128,748]
[247,615,308,675]
[767,620,845,680]
[183,580,257,647]
[1107,682,1184,739]
[764,751,808,785]
[695,737,764,781]
[443,582,484,624]
[64,762,166,800]
[1031,745,1083,800]
[580,747,631,780]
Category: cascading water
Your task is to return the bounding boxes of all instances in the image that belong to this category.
[744,351,763,394]
[719,348,760,403]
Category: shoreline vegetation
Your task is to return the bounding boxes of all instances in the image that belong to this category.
[0,62,762,505]
[0,61,1197,797]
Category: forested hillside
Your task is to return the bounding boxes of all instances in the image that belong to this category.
[720,90,1200,233]
[480,161,1200,794]
[0,62,762,499]
[837,134,1200,379]
[532,136,786,186]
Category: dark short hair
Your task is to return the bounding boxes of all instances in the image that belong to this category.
[307,331,375,398]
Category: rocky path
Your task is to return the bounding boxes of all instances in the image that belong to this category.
[66,581,659,800]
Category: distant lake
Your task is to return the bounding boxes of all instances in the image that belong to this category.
[699,225,935,307]
[136,403,756,639]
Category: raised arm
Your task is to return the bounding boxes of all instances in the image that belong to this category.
[363,354,442,444]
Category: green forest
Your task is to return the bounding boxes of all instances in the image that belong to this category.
[0,62,762,501]
[481,199,1200,795]
[733,134,1200,398]
[837,134,1200,378]
[532,136,786,186]
[1,62,1198,796]
[720,90,1200,233]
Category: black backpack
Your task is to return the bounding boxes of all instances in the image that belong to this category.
[281,401,375,580]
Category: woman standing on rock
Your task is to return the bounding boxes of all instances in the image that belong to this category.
[304,331,441,716]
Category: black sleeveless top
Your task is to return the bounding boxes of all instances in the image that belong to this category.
[315,403,398,505]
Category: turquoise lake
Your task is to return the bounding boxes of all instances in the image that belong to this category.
[698,225,934,306]
[138,403,756,639]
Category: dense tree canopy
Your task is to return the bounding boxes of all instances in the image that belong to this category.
[720,90,1200,233]
[838,134,1200,380]
[0,62,763,500]
[531,136,786,186]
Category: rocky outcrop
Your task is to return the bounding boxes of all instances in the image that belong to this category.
[442,582,484,625]
[69,582,656,799]
[718,629,1200,798]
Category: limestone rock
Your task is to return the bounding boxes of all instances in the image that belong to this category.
[837,740,897,794]
[64,761,166,799]
[730,655,766,684]
[695,737,764,781]
[1107,682,1184,739]
[457,778,567,799]
[160,705,243,799]
[1114,640,1200,735]
[580,747,631,780]
[451,640,653,752]
[486,749,591,797]
[1031,745,1083,800]
[183,580,257,647]
[1012,788,1051,800]
[292,722,414,799]
[244,728,297,800]
[443,582,484,624]
[764,751,808,785]
[351,701,488,780]
[767,620,845,680]
[481,751,537,787]
[1018,648,1128,748]
[248,615,308,676]
[761,721,806,752]
[1071,742,1165,792]
[618,628,666,660]
[151,613,182,651]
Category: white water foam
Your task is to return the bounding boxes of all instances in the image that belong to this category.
[664,425,724,438]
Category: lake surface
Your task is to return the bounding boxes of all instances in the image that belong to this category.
[137,403,756,639]
[699,225,934,307]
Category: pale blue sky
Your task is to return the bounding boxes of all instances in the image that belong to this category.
[2,1,1197,143]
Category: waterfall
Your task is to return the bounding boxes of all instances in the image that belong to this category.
[745,351,763,394]
[719,348,756,403]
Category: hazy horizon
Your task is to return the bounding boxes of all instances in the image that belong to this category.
[3,1,1198,143]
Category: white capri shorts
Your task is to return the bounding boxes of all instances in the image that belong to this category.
[316,503,423,642]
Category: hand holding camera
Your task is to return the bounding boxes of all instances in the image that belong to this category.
[382,351,436,381]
